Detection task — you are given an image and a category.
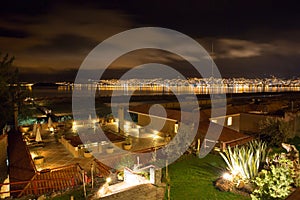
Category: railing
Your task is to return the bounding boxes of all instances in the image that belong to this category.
[41,163,83,173]
[0,163,83,198]
[133,145,164,153]
[93,159,114,177]
[223,135,254,150]
[22,178,79,196]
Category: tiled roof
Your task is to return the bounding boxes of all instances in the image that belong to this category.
[129,104,253,144]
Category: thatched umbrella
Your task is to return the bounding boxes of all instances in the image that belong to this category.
[35,127,42,142]
[31,123,37,137]
[48,117,53,129]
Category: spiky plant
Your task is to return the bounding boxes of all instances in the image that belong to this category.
[220,140,268,180]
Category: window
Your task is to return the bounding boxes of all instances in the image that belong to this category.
[174,122,179,133]
[227,116,232,126]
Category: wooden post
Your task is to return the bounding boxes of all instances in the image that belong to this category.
[166,159,170,200]
[33,181,38,195]
[168,184,171,200]
[196,139,200,155]
[13,102,18,130]
[222,142,226,151]
[91,163,94,189]
[82,171,86,198]
[71,176,75,187]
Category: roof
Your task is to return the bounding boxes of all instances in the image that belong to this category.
[129,104,208,123]
[8,130,36,197]
[129,104,253,144]
[196,122,253,144]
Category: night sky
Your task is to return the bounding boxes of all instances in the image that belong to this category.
[0,0,299,82]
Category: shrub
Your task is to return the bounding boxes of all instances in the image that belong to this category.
[259,118,292,147]
[115,155,135,170]
[220,140,268,181]
[251,155,294,200]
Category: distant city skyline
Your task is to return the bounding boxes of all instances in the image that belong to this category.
[1,0,299,81]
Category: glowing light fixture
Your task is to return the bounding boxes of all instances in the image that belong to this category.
[106,177,112,183]
[222,172,233,181]
[72,121,77,131]
[30,152,38,159]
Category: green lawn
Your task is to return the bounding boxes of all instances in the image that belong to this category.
[166,154,250,200]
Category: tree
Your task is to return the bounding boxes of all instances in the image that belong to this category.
[0,53,19,131]
[259,117,292,147]
[163,123,195,200]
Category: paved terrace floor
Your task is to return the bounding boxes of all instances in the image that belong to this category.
[28,132,166,172]
[28,137,94,171]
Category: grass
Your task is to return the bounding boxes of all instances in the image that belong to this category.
[166,154,250,200]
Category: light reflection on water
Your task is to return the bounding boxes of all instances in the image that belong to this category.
[28,85,300,98]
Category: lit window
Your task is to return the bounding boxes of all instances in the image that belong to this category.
[174,122,179,133]
[227,117,232,126]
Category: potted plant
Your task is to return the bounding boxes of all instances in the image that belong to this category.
[106,145,114,154]
[117,171,124,181]
[19,126,30,133]
[33,155,45,165]
[32,150,45,165]
[165,133,171,142]
[84,150,93,158]
[123,136,132,150]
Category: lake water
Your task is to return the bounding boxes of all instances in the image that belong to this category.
[29,85,300,98]
[20,85,300,124]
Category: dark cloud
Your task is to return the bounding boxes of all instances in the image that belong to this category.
[0,27,30,38]
[217,54,300,78]
[29,34,98,54]
[109,0,300,38]
[106,48,198,79]
[18,66,77,82]
[0,0,51,16]
[0,0,299,81]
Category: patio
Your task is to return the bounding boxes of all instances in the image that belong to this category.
[27,119,168,172]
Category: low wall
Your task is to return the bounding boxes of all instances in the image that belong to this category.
[239,113,270,134]
[59,136,79,158]
[59,136,106,158]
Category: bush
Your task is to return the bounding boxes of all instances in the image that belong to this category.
[259,118,292,147]
[251,155,294,200]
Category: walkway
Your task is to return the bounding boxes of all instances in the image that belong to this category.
[98,184,165,200]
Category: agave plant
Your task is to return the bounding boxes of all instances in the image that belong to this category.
[220,140,268,180]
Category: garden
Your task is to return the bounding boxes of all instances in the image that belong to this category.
[165,126,300,200]
[166,154,250,200]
